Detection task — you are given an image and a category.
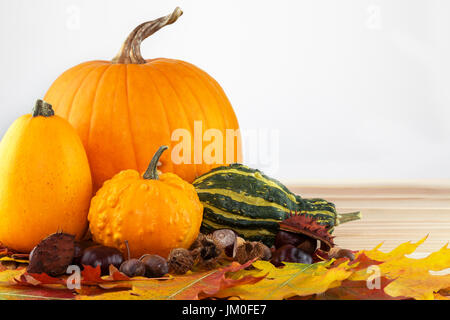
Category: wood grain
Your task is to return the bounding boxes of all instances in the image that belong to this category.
[289,181,450,256]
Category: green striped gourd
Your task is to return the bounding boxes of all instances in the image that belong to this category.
[193,163,361,246]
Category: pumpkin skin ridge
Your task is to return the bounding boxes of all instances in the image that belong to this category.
[66,62,111,121]
[64,65,97,120]
[110,65,139,184]
[175,62,229,173]
[178,60,241,150]
[175,60,240,171]
[124,64,139,170]
[68,64,112,145]
[180,60,242,165]
[87,64,128,185]
[167,62,212,177]
[167,60,240,166]
[102,65,122,179]
[46,62,99,119]
[135,63,178,175]
[148,61,214,177]
[156,60,228,139]
[176,60,229,130]
[69,64,116,190]
[142,61,200,179]
[86,64,115,155]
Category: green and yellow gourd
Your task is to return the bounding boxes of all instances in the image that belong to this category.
[193,164,361,246]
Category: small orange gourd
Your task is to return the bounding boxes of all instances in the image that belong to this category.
[88,146,203,258]
[0,100,92,252]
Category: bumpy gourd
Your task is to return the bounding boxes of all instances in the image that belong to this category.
[0,100,92,252]
[88,146,203,258]
[44,7,241,191]
[193,163,361,246]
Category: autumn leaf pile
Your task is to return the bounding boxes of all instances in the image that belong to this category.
[0,236,448,300]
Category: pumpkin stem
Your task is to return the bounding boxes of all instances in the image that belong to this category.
[32,99,54,117]
[143,146,168,180]
[112,7,183,64]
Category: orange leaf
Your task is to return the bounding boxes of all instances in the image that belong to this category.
[16,272,65,286]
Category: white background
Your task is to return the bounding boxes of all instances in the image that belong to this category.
[0,0,449,182]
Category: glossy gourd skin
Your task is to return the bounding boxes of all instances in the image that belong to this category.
[88,146,203,259]
[0,100,92,252]
[193,164,361,246]
[44,8,241,191]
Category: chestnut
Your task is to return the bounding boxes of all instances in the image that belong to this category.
[275,230,317,255]
[72,240,97,266]
[119,241,146,277]
[140,254,169,278]
[275,230,307,248]
[80,245,124,275]
[270,244,313,267]
[120,259,146,277]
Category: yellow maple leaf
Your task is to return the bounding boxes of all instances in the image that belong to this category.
[362,236,428,262]
[340,236,450,300]
[214,260,352,300]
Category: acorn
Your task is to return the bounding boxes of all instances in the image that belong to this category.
[119,241,146,277]
[140,254,169,278]
[27,232,75,276]
[80,245,124,275]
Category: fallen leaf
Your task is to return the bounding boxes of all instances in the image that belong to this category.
[15,272,66,286]
[78,260,265,300]
[316,277,405,300]
[0,236,448,300]
[214,260,352,300]
[345,237,450,300]
[0,257,28,264]
[0,269,73,300]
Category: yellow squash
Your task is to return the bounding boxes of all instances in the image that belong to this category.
[0,100,92,252]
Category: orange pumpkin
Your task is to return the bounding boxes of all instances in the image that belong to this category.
[88,146,203,258]
[44,7,241,191]
[0,100,92,252]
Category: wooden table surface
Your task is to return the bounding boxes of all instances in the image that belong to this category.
[289,181,450,257]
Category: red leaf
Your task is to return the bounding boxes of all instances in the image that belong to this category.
[349,252,383,270]
[15,272,65,286]
[80,265,104,283]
